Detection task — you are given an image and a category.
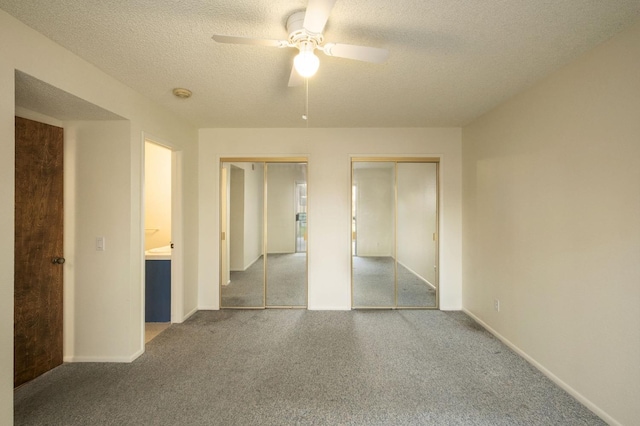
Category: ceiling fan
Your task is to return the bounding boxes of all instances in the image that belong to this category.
[212,0,389,87]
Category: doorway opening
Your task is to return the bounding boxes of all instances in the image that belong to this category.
[144,140,172,343]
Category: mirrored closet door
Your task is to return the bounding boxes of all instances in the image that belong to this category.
[220,159,307,309]
[351,159,439,309]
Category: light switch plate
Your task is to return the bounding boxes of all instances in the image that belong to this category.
[96,236,105,251]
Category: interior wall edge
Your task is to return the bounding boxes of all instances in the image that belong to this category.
[181,306,199,323]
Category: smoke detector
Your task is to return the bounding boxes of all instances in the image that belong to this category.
[172,88,192,99]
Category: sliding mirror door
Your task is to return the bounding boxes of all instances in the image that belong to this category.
[351,159,438,309]
[265,163,307,307]
[220,159,308,309]
[352,162,396,307]
[396,162,438,307]
[221,162,265,308]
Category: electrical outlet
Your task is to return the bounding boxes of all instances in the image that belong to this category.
[494,299,500,312]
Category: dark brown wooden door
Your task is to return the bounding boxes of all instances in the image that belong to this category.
[14,117,64,387]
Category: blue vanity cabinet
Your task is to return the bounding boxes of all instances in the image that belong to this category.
[145,260,171,322]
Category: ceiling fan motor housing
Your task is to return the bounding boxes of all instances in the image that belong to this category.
[287,11,324,48]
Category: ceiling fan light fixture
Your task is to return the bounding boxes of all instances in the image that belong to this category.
[294,42,320,78]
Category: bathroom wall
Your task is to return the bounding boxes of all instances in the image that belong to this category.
[144,141,172,251]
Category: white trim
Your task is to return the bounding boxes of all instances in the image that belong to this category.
[230,254,262,272]
[180,306,198,323]
[462,309,620,426]
[64,348,144,363]
[308,306,351,310]
[198,305,220,311]
[138,133,147,355]
[397,259,436,289]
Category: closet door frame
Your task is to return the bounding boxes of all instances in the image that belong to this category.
[350,157,440,310]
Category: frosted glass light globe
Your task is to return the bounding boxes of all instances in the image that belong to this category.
[294,49,320,78]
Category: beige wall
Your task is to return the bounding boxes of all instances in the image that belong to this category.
[0,10,198,423]
[462,20,640,426]
[198,128,463,310]
[144,142,172,251]
[229,166,245,271]
[64,120,134,360]
[244,163,264,267]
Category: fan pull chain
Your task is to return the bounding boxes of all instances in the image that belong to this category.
[302,78,309,127]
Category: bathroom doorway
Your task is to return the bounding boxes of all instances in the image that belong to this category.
[144,140,173,343]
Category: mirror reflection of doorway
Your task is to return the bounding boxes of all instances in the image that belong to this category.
[351,158,439,309]
[220,159,308,309]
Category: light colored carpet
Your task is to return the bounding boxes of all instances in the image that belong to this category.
[353,256,436,308]
[222,256,265,307]
[14,310,604,425]
[222,254,307,308]
[266,253,306,306]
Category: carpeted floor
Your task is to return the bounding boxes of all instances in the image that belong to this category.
[266,253,307,306]
[14,310,604,425]
[223,255,433,309]
[222,256,265,307]
[353,256,436,308]
[222,254,307,308]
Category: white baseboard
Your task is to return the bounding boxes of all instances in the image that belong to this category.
[181,306,198,322]
[396,260,436,289]
[308,305,351,311]
[198,305,219,310]
[462,308,620,426]
[438,305,461,311]
[64,350,143,363]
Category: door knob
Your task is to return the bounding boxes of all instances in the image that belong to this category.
[52,257,65,265]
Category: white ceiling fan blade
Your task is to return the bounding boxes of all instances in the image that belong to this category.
[322,43,389,63]
[212,34,287,48]
[288,64,303,87]
[303,0,337,34]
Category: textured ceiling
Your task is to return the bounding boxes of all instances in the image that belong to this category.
[2,0,639,128]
